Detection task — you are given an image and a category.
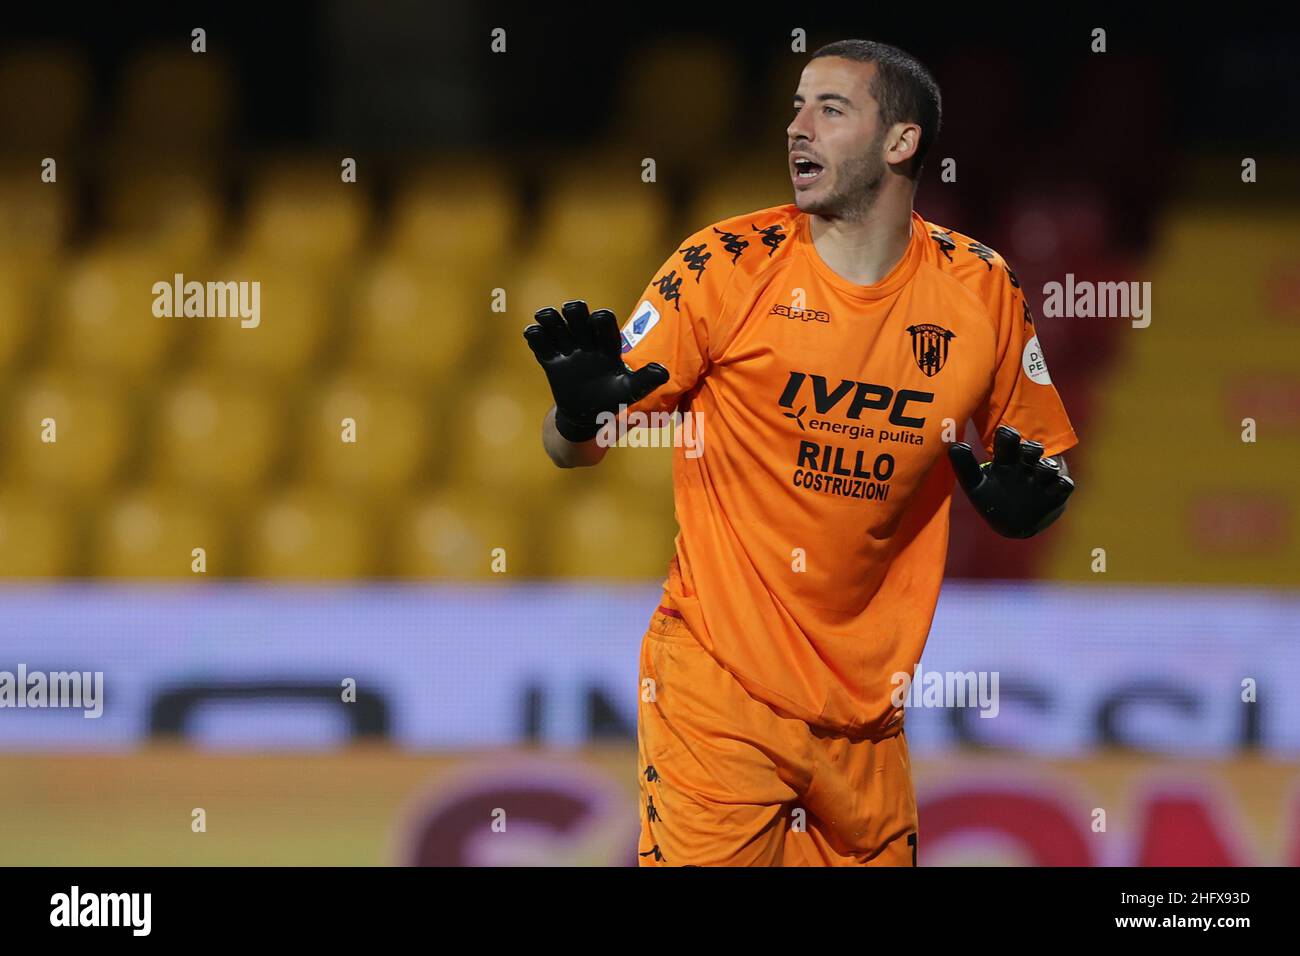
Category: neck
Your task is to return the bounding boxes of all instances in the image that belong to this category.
[808,187,914,285]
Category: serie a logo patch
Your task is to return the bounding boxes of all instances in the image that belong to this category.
[621,300,661,353]
[905,324,955,377]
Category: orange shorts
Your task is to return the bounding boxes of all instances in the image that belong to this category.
[636,605,918,867]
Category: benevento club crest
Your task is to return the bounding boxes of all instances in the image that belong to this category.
[905,324,955,377]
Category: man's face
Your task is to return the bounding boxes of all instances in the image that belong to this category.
[787,57,889,219]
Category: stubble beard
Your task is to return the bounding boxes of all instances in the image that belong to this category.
[800,129,888,223]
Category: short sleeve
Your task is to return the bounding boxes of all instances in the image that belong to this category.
[972,260,1078,458]
[617,228,731,417]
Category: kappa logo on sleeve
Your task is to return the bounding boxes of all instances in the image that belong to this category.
[620,300,661,353]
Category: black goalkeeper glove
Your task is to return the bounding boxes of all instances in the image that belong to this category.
[948,424,1075,539]
[523,299,670,443]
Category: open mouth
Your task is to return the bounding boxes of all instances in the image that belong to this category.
[792,157,824,184]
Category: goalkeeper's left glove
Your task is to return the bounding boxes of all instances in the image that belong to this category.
[948,424,1074,538]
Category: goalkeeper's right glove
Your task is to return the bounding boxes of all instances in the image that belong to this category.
[523,299,670,443]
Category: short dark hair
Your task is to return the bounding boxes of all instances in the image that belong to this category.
[809,39,942,177]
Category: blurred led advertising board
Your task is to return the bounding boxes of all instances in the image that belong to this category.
[0,582,1296,755]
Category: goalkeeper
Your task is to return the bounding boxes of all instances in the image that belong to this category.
[524,39,1076,866]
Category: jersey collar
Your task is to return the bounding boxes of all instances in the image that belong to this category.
[795,209,926,301]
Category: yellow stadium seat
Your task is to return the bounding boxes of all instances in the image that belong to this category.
[151,372,282,498]
[93,485,228,578]
[349,257,482,384]
[102,168,222,266]
[1045,437,1298,586]
[109,47,233,155]
[241,159,370,273]
[392,485,537,579]
[300,374,429,492]
[686,154,790,227]
[532,160,671,291]
[196,260,331,378]
[245,486,377,578]
[386,163,517,270]
[443,370,562,497]
[0,485,77,576]
[1046,206,1300,586]
[0,260,38,373]
[540,483,676,579]
[0,164,71,267]
[5,373,132,494]
[509,252,639,317]
[50,242,177,376]
[0,48,89,153]
[610,40,741,176]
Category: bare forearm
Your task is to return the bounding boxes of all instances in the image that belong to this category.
[542,405,607,468]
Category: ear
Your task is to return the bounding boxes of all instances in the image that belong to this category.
[886,122,921,171]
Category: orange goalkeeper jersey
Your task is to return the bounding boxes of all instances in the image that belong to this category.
[617,204,1077,739]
